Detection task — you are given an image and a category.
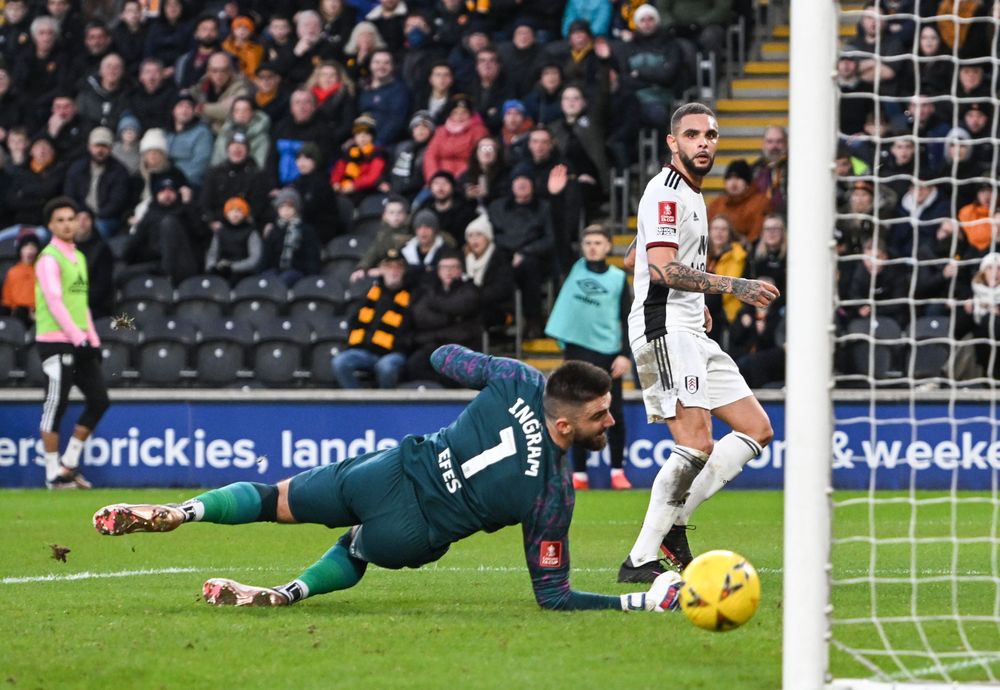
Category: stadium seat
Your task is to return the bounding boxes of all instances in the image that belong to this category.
[255,316,312,346]
[290,275,349,324]
[847,317,904,380]
[911,316,951,380]
[174,274,232,328]
[253,341,301,386]
[137,318,197,385]
[121,274,174,304]
[196,318,255,384]
[356,193,389,222]
[116,298,168,328]
[95,316,141,386]
[0,236,18,260]
[325,233,374,262]
[22,344,45,386]
[0,317,25,380]
[232,275,289,327]
[308,317,351,385]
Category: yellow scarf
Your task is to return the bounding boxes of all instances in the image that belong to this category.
[344,144,375,180]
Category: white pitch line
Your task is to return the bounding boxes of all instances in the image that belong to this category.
[2,567,201,584]
[889,654,1000,681]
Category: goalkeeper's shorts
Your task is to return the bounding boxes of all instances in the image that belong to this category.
[287,447,449,569]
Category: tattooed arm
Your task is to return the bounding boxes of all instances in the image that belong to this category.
[646,246,779,308]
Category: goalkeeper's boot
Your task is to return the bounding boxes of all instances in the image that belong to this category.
[660,524,695,571]
[92,504,186,536]
[203,578,290,607]
[617,556,671,584]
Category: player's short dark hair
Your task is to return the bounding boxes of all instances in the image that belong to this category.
[43,196,78,225]
[670,102,716,135]
[543,361,611,419]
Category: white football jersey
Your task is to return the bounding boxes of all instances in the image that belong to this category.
[627,164,709,349]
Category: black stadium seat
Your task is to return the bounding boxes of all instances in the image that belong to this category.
[308,317,350,385]
[121,274,174,304]
[290,275,349,324]
[232,275,289,327]
[196,318,256,385]
[95,316,141,386]
[255,316,312,346]
[137,318,198,385]
[174,274,231,328]
[0,316,26,381]
[253,341,301,386]
[116,298,168,328]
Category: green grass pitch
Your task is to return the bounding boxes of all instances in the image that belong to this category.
[1,489,994,688]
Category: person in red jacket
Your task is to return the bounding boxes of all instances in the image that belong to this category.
[422,94,489,182]
[331,114,386,201]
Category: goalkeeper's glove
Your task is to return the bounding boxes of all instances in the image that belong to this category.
[620,571,683,612]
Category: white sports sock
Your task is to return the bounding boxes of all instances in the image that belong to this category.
[179,500,205,522]
[628,446,708,566]
[45,452,61,482]
[611,468,625,478]
[677,432,762,525]
[572,471,588,482]
[61,437,85,469]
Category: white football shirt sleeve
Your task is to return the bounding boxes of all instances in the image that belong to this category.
[640,188,683,250]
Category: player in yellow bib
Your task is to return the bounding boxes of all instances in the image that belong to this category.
[34,197,110,489]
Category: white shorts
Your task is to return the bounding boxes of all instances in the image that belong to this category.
[633,331,752,423]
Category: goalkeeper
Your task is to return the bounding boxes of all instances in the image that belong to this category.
[93,345,681,613]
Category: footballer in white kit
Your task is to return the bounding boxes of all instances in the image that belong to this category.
[618,103,781,584]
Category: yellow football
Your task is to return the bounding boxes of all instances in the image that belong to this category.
[679,549,761,632]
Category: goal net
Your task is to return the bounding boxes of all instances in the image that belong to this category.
[784,1,999,688]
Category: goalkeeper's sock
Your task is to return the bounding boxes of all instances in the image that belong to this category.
[44,451,61,483]
[677,432,762,526]
[628,446,707,566]
[277,535,368,602]
[186,482,278,524]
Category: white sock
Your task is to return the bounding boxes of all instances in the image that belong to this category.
[179,500,205,522]
[611,468,625,478]
[45,452,61,482]
[677,432,762,525]
[61,437,85,469]
[628,446,708,566]
[572,471,588,482]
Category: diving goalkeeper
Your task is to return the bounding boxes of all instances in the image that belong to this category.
[93,345,680,613]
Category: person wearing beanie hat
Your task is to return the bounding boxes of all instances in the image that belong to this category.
[463,210,515,331]
[139,127,169,154]
[382,110,435,197]
[352,196,414,280]
[223,15,264,79]
[544,223,632,490]
[167,88,215,187]
[331,115,386,197]
[961,250,1000,378]
[707,158,772,243]
[259,186,320,287]
[500,98,535,153]
[273,186,302,213]
[499,18,543,98]
[423,92,489,182]
[290,140,344,244]
[401,208,455,274]
[409,110,435,133]
[205,195,262,285]
[615,1,683,129]
[113,114,142,174]
[957,181,997,252]
[1,231,41,325]
[425,167,478,245]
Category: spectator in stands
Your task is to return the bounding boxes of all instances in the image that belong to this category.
[877,135,920,201]
[0,0,31,67]
[14,15,70,129]
[167,92,214,189]
[745,214,788,294]
[259,187,320,287]
[549,84,608,198]
[133,127,191,224]
[201,130,271,230]
[904,95,950,172]
[75,53,128,131]
[143,0,191,81]
[44,94,87,163]
[937,0,992,59]
[401,209,455,277]
[406,249,483,387]
[498,18,544,99]
[961,102,993,165]
[223,16,264,80]
[423,94,490,183]
[205,196,262,286]
[318,0,357,58]
[112,1,147,73]
[523,63,565,126]
[708,159,771,245]
[458,136,510,210]
[286,11,339,86]
[957,182,996,254]
[331,115,386,201]
[750,125,788,215]
[333,248,414,389]
[73,209,114,319]
[262,15,295,76]
[307,60,356,149]
[939,127,987,210]
[269,89,330,186]
[959,252,1000,378]
[846,2,906,95]
[544,224,632,491]
[404,250,481,384]
[292,144,343,244]
[251,62,290,125]
[469,47,512,133]
[836,180,889,257]
[892,172,950,257]
[121,172,202,286]
[193,52,251,135]
[705,215,748,339]
[210,96,271,169]
[913,219,979,311]
[128,58,178,132]
[488,169,555,337]
[112,115,142,174]
[2,127,26,168]
[463,212,515,330]
[6,136,66,225]
[358,48,411,146]
[63,127,131,239]
[836,55,870,137]
[44,0,83,74]
[418,170,478,246]
[0,65,24,147]
[730,276,786,388]
[499,99,534,163]
[413,61,457,123]
[659,0,732,62]
[400,14,443,97]
[351,196,412,280]
[0,231,39,325]
[175,14,221,89]
[381,110,435,199]
[364,0,407,56]
[841,236,908,326]
[447,20,490,89]
[617,5,685,127]
[342,21,385,82]
[908,24,953,96]
[554,20,613,110]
